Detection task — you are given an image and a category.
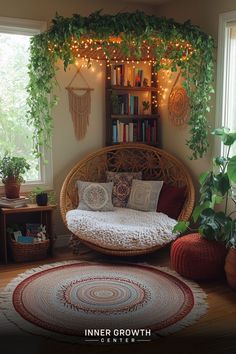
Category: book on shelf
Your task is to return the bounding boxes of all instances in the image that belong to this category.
[112,119,157,145]
[111,93,140,116]
[128,122,134,142]
[129,95,139,115]
[0,196,29,208]
[111,64,125,86]
[134,68,143,87]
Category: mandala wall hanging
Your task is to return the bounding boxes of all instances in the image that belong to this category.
[168,72,190,127]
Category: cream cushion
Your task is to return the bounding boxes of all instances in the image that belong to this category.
[66,208,177,251]
[128,179,163,211]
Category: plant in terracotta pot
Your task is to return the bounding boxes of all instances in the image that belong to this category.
[0,155,30,199]
[174,127,236,284]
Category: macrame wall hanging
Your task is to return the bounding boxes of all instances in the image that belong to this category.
[168,71,190,127]
[66,67,94,140]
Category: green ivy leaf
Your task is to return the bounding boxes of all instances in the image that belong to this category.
[192,201,211,223]
[223,133,236,146]
[173,221,190,233]
[199,171,210,185]
[227,156,236,183]
[213,156,227,167]
[213,173,230,196]
[212,127,230,136]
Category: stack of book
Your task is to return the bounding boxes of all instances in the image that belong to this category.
[112,120,157,144]
[0,196,29,208]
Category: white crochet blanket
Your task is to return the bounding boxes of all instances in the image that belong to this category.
[66,208,178,251]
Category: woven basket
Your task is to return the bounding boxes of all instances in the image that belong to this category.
[9,239,50,262]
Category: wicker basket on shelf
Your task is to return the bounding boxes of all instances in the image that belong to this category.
[9,238,50,262]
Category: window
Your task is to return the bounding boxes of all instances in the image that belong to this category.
[0,17,52,191]
[216,11,236,156]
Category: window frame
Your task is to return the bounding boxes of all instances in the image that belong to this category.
[0,17,53,192]
[216,11,236,156]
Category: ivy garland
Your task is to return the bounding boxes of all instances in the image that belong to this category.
[27,11,214,159]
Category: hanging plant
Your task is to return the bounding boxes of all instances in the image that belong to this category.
[27,10,214,159]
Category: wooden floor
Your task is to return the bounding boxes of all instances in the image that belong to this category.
[0,245,236,354]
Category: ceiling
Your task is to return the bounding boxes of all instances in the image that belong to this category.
[124,0,172,5]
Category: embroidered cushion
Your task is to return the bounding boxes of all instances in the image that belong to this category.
[77,181,114,211]
[106,171,142,208]
[128,179,163,212]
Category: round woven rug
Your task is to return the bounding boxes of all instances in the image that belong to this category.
[1,261,207,342]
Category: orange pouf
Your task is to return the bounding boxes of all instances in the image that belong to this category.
[171,233,227,280]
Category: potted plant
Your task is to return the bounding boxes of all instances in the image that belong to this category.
[142,100,150,115]
[33,187,48,206]
[0,155,30,199]
[174,127,236,287]
[29,187,56,206]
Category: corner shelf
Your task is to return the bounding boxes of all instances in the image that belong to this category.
[109,86,157,92]
[111,114,159,120]
[105,61,161,147]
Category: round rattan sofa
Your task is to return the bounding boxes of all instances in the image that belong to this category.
[60,143,195,256]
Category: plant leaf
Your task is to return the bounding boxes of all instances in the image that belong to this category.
[173,221,189,233]
[227,156,236,183]
[199,171,210,185]
[192,201,211,222]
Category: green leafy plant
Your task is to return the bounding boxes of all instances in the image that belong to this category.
[0,155,30,184]
[29,187,56,205]
[174,127,236,248]
[142,100,150,111]
[27,11,214,159]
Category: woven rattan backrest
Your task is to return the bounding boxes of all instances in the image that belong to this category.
[60,144,195,224]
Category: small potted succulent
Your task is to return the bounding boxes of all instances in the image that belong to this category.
[0,155,30,199]
[34,187,48,206]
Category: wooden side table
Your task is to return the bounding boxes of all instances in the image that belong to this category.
[0,204,56,264]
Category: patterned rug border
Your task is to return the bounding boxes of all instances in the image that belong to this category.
[0,260,208,343]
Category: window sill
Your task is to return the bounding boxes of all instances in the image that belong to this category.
[0,181,53,196]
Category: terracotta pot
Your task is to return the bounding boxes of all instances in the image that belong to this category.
[225,248,236,290]
[4,177,21,199]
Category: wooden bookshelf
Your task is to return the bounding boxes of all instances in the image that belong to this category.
[108,86,158,92]
[105,61,161,147]
[111,114,159,119]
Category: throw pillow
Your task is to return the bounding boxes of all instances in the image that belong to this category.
[127,179,163,212]
[106,171,142,208]
[77,181,114,211]
[157,183,186,219]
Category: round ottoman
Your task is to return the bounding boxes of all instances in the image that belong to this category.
[171,233,227,280]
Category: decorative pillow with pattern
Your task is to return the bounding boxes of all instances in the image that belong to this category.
[77,181,114,211]
[106,171,142,207]
[128,179,163,212]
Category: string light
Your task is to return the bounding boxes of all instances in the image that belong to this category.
[47,36,194,105]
